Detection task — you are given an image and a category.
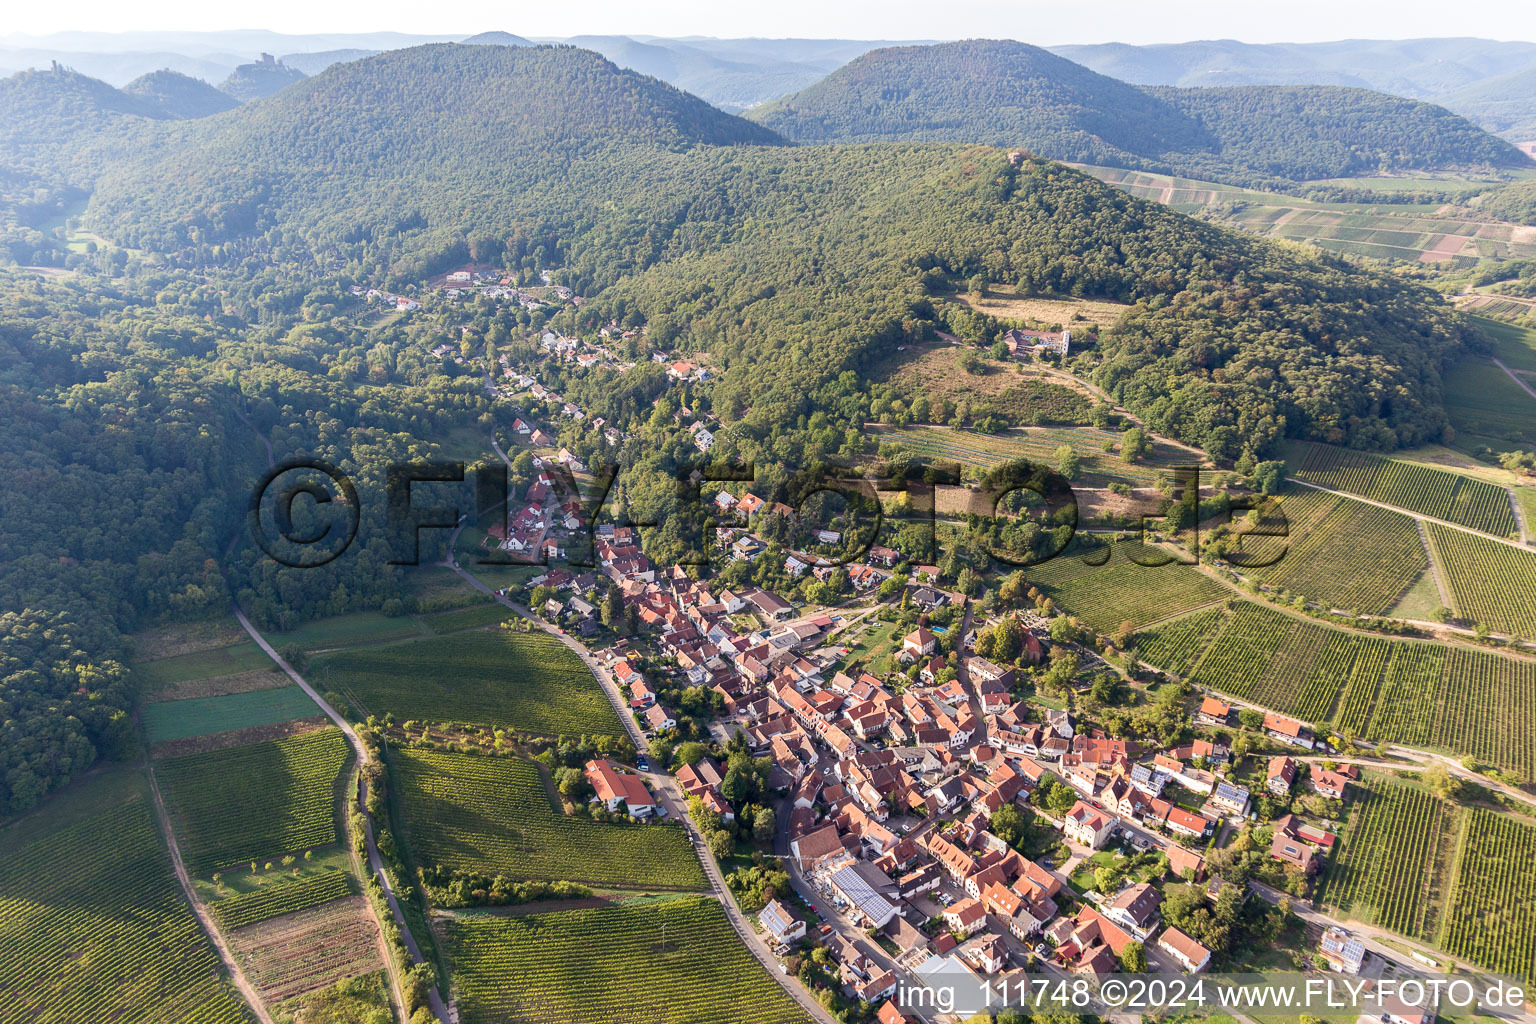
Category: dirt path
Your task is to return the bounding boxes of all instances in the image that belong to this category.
[1415,519,1454,610]
[142,758,277,1024]
[1493,356,1536,403]
[1290,476,1530,552]
[234,606,451,1024]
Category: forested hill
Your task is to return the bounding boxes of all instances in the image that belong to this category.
[1150,85,1529,182]
[747,39,1214,165]
[123,68,240,119]
[90,41,1470,463]
[749,40,1528,184]
[0,67,171,184]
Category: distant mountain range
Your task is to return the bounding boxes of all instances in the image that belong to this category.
[1051,38,1536,142]
[748,40,1529,185]
[6,32,1535,138]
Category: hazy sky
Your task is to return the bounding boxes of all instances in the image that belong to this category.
[5,0,1536,46]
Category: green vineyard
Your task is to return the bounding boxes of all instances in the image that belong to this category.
[210,870,355,929]
[1166,602,1536,779]
[312,630,623,737]
[1318,780,1452,940]
[157,728,351,874]
[1249,490,1426,615]
[1022,546,1228,632]
[1425,523,1536,638]
[140,685,325,744]
[0,777,252,1024]
[394,748,707,891]
[1442,808,1536,981]
[1294,443,1517,536]
[444,896,813,1024]
[1133,608,1225,678]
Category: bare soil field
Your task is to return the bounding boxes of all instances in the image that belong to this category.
[149,718,333,760]
[147,667,291,703]
[227,894,383,1003]
[950,287,1132,330]
[131,620,249,661]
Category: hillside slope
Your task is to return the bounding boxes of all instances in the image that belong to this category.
[89,44,1470,459]
[0,66,172,184]
[1150,84,1529,180]
[748,39,1213,164]
[751,41,1528,184]
[123,68,240,118]
[218,57,306,101]
[1439,67,1536,143]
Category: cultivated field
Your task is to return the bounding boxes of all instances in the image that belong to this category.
[312,630,623,737]
[226,894,383,1003]
[134,641,275,693]
[211,869,355,929]
[393,748,706,891]
[1132,607,1226,678]
[1021,548,1229,633]
[0,774,252,1024]
[1246,489,1428,614]
[1425,523,1536,637]
[1292,442,1518,536]
[141,685,325,745]
[1080,165,1536,263]
[157,728,350,873]
[869,422,1199,489]
[1319,778,1456,941]
[443,896,814,1024]
[1442,359,1536,456]
[1441,808,1536,981]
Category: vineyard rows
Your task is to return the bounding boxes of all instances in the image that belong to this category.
[1319,781,1450,940]
[313,630,623,737]
[157,728,349,873]
[1250,493,1426,614]
[211,870,355,929]
[395,748,707,890]
[0,787,252,1024]
[1426,523,1536,638]
[1023,549,1228,632]
[1294,442,1516,536]
[1133,608,1225,678]
[444,896,813,1024]
[1442,809,1536,981]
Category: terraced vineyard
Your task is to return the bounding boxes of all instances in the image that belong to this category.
[157,728,350,873]
[394,748,706,890]
[312,630,622,737]
[212,870,355,929]
[1442,808,1536,981]
[1248,490,1427,614]
[1133,607,1226,677]
[1425,523,1536,637]
[1319,780,1454,940]
[0,776,252,1024]
[1293,443,1517,536]
[444,896,814,1024]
